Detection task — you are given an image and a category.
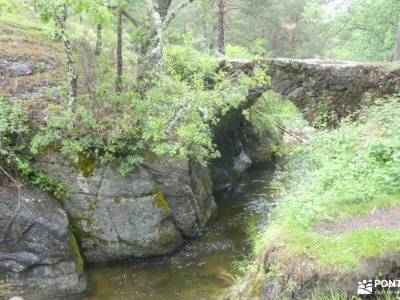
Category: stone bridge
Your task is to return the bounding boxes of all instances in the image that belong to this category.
[212,59,400,191]
[225,58,400,122]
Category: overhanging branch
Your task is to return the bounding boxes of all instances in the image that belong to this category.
[121,9,140,27]
[163,0,195,28]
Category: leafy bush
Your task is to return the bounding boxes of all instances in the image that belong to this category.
[165,45,217,83]
[31,45,269,175]
[0,98,66,198]
[225,44,258,60]
[0,98,29,165]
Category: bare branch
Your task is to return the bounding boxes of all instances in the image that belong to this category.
[163,0,195,28]
[224,6,239,14]
[121,9,140,27]
[251,108,304,143]
[166,104,193,132]
[0,165,24,231]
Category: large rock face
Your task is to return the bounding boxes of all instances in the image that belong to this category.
[0,185,86,299]
[36,153,216,262]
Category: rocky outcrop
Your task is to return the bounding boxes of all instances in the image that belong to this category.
[0,185,86,299]
[35,153,216,262]
[0,59,33,77]
[226,59,400,122]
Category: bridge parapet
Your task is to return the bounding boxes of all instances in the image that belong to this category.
[224,58,400,122]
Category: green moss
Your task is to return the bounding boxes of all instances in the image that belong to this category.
[69,215,94,227]
[68,230,84,274]
[88,200,98,211]
[153,230,177,248]
[113,196,122,205]
[74,154,96,178]
[153,191,172,215]
[69,215,108,246]
[138,149,159,164]
[39,142,57,155]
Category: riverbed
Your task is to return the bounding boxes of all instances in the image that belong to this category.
[72,166,275,300]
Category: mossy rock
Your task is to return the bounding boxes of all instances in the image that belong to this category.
[69,215,108,246]
[113,196,122,205]
[153,191,172,215]
[73,154,96,178]
[68,230,84,274]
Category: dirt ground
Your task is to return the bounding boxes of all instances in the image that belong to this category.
[319,206,400,234]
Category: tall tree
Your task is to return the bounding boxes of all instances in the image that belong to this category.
[95,23,102,55]
[329,0,400,61]
[116,9,123,92]
[129,0,195,81]
[35,0,78,111]
[217,0,225,54]
[210,0,238,55]
[395,24,400,60]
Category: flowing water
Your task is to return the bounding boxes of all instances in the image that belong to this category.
[73,166,275,300]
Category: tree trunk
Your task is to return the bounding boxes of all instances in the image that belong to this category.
[289,23,298,58]
[272,21,279,58]
[155,0,172,20]
[137,0,193,84]
[138,0,165,82]
[217,0,225,55]
[395,24,400,61]
[95,23,102,56]
[115,9,123,93]
[55,4,77,112]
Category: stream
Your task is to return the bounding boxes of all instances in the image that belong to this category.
[72,165,275,300]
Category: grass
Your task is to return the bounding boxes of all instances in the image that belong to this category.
[281,228,400,270]
[0,11,55,38]
[236,96,400,298]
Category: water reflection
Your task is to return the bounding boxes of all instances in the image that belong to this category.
[73,166,275,300]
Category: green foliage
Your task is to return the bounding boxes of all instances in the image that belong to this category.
[0,98,29,164]
[165,45,218,83]
[259,96,400,270]
[0,0,26,13]
[225,44,258,60]
[311,101,337,129]
[228,0,328,59]
[0,98,66,198]
[31,102,145,175]
[247,91,304,140]
[31,45,269,175]
[328,0,400,61]
[307,288,352,300]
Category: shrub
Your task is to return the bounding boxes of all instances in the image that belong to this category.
[31,45,270,175]
[0,98,65,198]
